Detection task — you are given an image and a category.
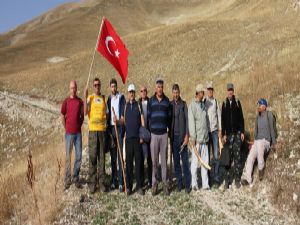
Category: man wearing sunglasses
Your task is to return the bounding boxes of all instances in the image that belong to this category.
[106,78,126,192]
[84,78,107,194]
[242,98,277,185]
[138,86,152,189]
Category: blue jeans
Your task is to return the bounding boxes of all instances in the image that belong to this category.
[208,130,220,183]
[65,133,82,185]
[110,126,124,186]
[172,135,191,189]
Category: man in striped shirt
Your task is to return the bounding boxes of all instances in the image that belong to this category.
[148,78,172,196]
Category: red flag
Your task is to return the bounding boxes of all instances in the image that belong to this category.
[97,18,129,84]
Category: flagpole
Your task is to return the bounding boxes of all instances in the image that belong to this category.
[86,16,105,88]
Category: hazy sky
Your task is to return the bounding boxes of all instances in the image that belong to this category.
[0,0,78,34]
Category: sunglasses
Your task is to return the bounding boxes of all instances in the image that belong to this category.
[94,83,100,87]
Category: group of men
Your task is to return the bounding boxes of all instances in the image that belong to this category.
[60,77,277,196]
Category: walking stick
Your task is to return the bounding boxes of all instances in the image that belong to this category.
[112,107,127,194]
[188,141,211,170]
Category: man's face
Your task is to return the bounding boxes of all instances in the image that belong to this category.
[227,89,234,99]
[128,91,135,101]
[140,87,147,99]
[111,83,117,95]
[196,91,204,101]
[257,104,266,113]
[207,88,214,98]
[93,80,101,94]
[69,82,77,97]
[172,89,180,101]
[156,83,164,97]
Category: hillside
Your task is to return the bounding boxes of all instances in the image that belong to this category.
[0,0,299,224]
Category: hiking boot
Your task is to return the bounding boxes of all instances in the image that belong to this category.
[235,180,241,189]
[241,179,249,186]
[164,185,170,196]
[259,169,264,181]
[137,188,145,196]
[152,184,158,196]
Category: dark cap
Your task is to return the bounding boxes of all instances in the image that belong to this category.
[227,83,234,91]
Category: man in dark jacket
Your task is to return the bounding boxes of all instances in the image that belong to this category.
[107,78,126,192]
[170,84,191,193]
[123,84,144,195]
[138,86,152,188]
[221,83,245,189]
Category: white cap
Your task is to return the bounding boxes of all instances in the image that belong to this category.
[206,82,213,89]
[128,84,136,92]
[196,84,205,93]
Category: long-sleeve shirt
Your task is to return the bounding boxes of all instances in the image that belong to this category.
[148,94,172,135]
[204,97,221,132]
[254,111,276,145]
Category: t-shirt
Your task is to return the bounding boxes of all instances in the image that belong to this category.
[87,94,107,131]
[61,96,84,134]
[110,93,120,126]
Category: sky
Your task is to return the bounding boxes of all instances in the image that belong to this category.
[0,0,78,34]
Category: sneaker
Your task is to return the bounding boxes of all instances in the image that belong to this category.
[152,184,158,196]
[119,185,124,193]
[164,185,170,196]
[259,169,264,181]
[241,179,249,186]
[110,183,117,190]
[192,186,198,191]
[235,180,241,189]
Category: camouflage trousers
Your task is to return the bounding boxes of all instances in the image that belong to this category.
[224,132,242,183]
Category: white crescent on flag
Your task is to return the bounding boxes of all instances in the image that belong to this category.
[105,36,120,58]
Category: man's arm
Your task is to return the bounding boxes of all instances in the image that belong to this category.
[61,114,66,129]
[188,104,196,146]
[84,88,89,116]
[183,102,189,145]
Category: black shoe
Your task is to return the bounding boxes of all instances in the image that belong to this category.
[224,180,229,190]
[241,179,249,186]
[126,188,132,196]
[152,184,158,196]
[89,185,96,194]
[235,180,241,189]
[259,169,264,181]
[185,187,191,194]
[137,188,145,196]
[75,182,83,189]
[99,184,107,192]
[164,185,170,196]
[64,184,71,191]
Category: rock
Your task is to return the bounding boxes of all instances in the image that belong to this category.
[292,193,298,202]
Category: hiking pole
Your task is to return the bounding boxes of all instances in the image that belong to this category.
[188,141,211,170]
[112,107,127,194]
[179,143,187,154]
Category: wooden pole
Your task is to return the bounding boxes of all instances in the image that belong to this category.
[189,142,211,170]
[86,16,105,89]
[112,107,127,194]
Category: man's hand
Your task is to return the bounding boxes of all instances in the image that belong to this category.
[84,87,88,99]
[241,133,245,142]
[183,135,189,146]
[218,130,222,138]
[140,138,144,144]
[223,135,227,143]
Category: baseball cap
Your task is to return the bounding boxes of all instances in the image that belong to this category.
[128,84,136,92]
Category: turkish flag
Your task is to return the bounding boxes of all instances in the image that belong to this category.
[97,18,129,84]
